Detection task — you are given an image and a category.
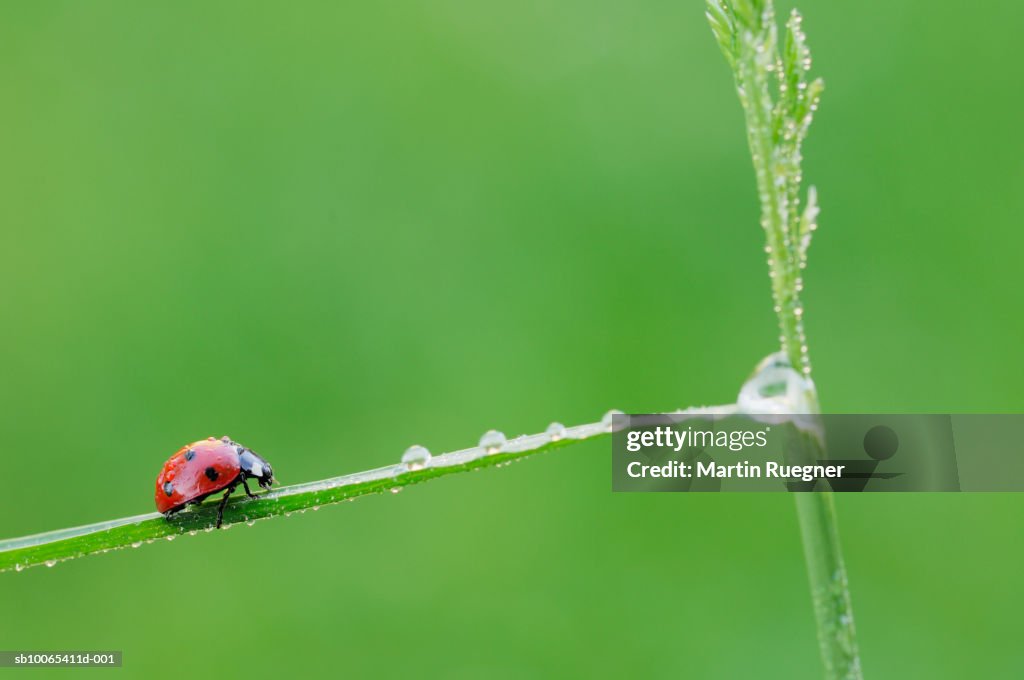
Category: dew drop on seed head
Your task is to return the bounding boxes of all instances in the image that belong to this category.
[479,429,507,453]
[401,444,431,470]
[602,409,624,431]
[545,422,567,441]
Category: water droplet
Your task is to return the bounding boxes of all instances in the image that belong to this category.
[401,445,431,471]
[188,530,198,537]
[45,560,57,568]
[390,486,403,494]
[479,429,507,453]
[246,519,256,526]
[312,505,320,511]
[131,541,142,548]
[165,535,176,541]
[602,409,624,431]
[545,422,567,441]
[14,563,24,572]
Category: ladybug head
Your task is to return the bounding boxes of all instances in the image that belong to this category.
[238,448,275,490]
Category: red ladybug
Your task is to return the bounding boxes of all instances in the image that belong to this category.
[155,436,274,528]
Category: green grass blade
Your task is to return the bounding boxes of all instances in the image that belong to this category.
[0,420,615,573]
[706,2,863,678]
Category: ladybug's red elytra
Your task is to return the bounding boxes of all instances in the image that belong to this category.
[155,436,274,528]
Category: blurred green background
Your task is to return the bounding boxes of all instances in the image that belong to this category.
[1,1,1022,677]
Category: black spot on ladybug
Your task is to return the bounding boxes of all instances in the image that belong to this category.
[163,481,174,496]
[205,467,219,481]
[184,449,195,461]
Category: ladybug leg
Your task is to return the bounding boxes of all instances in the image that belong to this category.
[241,478,258,499]
[215,484,237,529]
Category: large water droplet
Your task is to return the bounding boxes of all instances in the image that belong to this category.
[401,445,431,471]
[545,422,567,441]
[737,352,819,430]
[479,429,507,453]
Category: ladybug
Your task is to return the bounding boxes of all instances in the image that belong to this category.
[155,436,274,528]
